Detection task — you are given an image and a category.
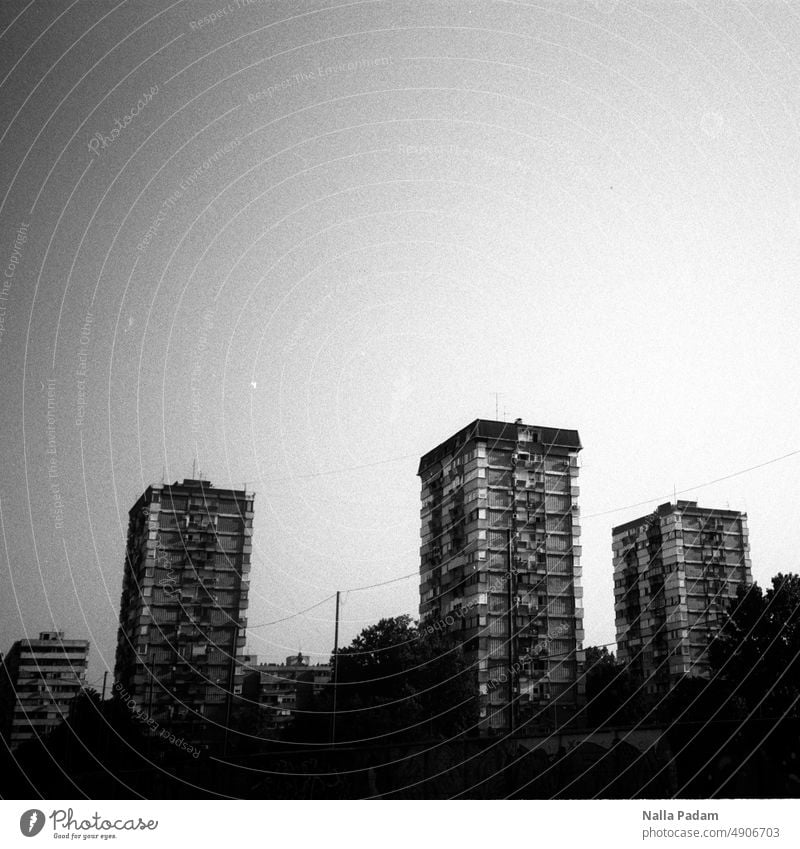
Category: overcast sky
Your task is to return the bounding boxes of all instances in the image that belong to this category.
[1,0,799,685]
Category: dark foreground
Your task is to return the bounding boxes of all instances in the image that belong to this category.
[2,717,798,799]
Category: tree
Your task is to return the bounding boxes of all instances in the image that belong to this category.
[657,574,800,797]
[0,685,209,798]
[708,573,800,720]
[582,645,646,728]
[292,615,477,745]
[225,699,275,753]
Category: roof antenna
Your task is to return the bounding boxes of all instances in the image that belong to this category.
[491,392,502,420]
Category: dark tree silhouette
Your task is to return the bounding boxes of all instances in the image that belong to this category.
[708,573,800,720]
[582,645,646,728]
[657,573,800,797]
[292,614,477,745]
[0,686,206,798]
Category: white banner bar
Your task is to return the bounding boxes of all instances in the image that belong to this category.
[1,799,797,848]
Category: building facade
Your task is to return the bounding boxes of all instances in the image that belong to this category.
[114,478,254,745]
[242,653,331,735]
[418,419,584,733]
[0,631,89,749]
[612,500,753,696]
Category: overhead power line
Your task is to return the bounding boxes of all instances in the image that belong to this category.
[257,452,418,485]
[582,448,800,519]
[248,593,336,629]
[244,447,800,628]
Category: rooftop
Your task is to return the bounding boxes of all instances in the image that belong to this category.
[129,479,255,515]
[612,500,747,535]
[418,418,582,475]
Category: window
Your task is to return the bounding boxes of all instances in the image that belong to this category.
[218,516,243,534]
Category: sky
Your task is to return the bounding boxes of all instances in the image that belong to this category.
[1,0,799,687]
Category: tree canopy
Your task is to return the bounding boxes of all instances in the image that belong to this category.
[292,614,477,745]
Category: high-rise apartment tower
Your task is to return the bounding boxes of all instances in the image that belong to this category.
[115,479,254,745]
[612,500,752,696]
[418,419,584,733]
[0,631,89,749]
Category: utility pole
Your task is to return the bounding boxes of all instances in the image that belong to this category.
[224,522,247,757]
[223,622,239,758]
[147,658,155,756]
[506,526,516,735]
[330,591,341,746]
[101,670,110,763]
[147,659,154,718]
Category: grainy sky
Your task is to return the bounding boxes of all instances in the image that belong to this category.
[1,0,799,685]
